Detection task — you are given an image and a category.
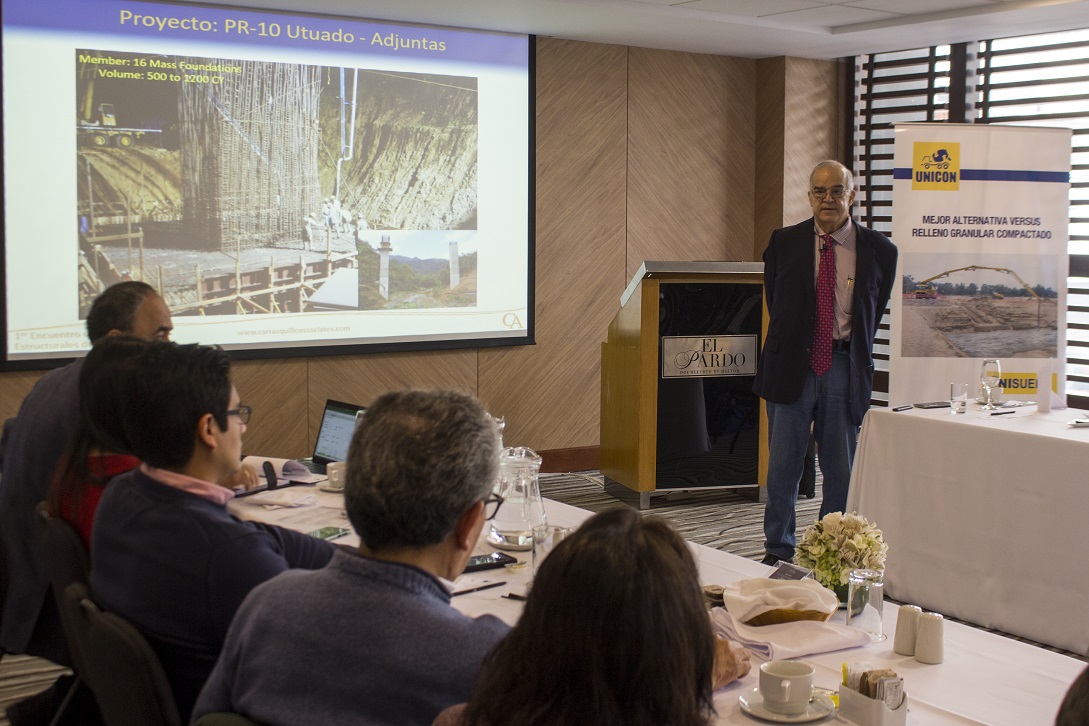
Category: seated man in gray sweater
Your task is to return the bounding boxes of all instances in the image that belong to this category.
[192,389,511,726]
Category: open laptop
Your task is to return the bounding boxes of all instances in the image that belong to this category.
[299,399,366,474]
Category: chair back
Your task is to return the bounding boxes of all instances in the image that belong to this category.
[63,582,181,726]
[0,531,7,658]
[35,502,90,671]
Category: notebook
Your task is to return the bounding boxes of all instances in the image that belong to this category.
[299,399,366,474]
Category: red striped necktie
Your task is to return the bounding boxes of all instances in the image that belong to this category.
[811,234,836,375]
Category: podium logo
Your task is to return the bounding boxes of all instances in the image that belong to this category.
[912,142,960,191]
[661,335,757,378]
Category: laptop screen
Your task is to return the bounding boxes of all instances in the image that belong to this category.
[313,400,366,465]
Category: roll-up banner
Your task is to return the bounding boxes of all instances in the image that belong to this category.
[889,122,1070,407]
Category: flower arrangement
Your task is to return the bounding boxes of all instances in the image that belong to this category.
[795,512,888,591]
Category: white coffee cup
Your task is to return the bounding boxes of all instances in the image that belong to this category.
[323,461,347,492]
[914,612,945,664]
[759,660,814,716]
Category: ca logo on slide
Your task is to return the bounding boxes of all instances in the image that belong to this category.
[912,142,960,191]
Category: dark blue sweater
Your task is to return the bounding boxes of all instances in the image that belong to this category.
[90,467,335,720]
[193,549,511,726]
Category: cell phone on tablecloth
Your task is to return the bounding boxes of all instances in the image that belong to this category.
[464,552,518,572]
[307,526,351,541]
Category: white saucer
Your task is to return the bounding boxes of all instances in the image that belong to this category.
[317,483,345,493]
[738,687,836,723]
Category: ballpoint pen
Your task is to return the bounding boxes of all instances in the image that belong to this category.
[991,410,1015,416]
[452,581,506,597]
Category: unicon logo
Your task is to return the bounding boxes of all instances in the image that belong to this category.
[912,142,961,191]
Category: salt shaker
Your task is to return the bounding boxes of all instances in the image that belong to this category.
[914,612,945,664]
[893,605,922,656]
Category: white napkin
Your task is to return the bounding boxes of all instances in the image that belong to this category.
[710,607,871,660]
[240,489,316,508]
[722,578,838,623]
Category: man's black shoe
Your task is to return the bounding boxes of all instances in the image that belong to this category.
[760,554,794,566]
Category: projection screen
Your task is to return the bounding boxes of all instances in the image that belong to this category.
[1,0,533,367]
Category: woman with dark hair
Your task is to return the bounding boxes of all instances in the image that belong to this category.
[47,335,147,548]
[439,508,751,726]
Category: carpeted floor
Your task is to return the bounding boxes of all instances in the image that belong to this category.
[538,471,821,560]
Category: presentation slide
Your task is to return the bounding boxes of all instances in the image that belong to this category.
[1,0,532,365]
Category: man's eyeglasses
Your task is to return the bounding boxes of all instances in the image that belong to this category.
[226,405,252,425]
[810,186,848,200]
[483,493,504,521]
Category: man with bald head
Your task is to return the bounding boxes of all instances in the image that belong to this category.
[753,161,898,566]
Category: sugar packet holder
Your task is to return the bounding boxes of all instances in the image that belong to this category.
[840,664,906,726]
[839,687,908,726]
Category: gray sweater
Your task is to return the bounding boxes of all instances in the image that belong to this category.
[192,549,510,725]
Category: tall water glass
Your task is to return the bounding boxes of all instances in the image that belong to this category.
[980,358,1002,410]
[950,383,969,414]
[845,568,885,642]
[489,447,545,550]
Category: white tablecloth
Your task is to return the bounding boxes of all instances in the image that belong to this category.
[230,490,1085,724]
[847,405,1089,656]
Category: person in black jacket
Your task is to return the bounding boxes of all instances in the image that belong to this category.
[753,161,898,566]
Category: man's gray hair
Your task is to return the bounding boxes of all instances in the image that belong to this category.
[810,160,854,191]
[344,389,499,552]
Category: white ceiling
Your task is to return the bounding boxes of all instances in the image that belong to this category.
[216,0,1089,59]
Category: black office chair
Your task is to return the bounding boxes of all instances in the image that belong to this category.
[34,503,92,724]
[0,529,8,655]
[62,583,181,726]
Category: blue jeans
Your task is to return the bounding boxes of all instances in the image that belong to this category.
[763,350,857,560]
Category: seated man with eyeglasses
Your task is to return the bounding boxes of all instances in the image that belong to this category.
[193,389,511,726]
[89,341,336,722]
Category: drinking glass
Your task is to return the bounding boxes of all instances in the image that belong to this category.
[949,383,969,414]
[980,358,1002,410]
[532,525,569,576]
[845,569,885,642]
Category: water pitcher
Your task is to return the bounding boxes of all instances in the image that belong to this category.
[489,446,545,550]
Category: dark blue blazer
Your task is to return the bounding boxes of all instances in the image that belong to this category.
[753,217,898,426]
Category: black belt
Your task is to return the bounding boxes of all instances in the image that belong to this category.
[832,339,851,351]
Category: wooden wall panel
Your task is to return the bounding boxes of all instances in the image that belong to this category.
[755,57,787,254]
[627,48,756,276]
[308,349,477,447]
[0,370,46,423]
[783,58,842,225]
[479,38,627,451]
[233,357,309,459]
[752,57,843,261]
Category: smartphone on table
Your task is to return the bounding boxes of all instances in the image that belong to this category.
[307,526,351,541]
[464,552,519,572]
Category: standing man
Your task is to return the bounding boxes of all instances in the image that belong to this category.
[753,161,898,566]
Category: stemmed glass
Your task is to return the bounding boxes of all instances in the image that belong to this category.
[980,358,1002,410]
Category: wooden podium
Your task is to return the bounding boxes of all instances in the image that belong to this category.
[600,261,767,509]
